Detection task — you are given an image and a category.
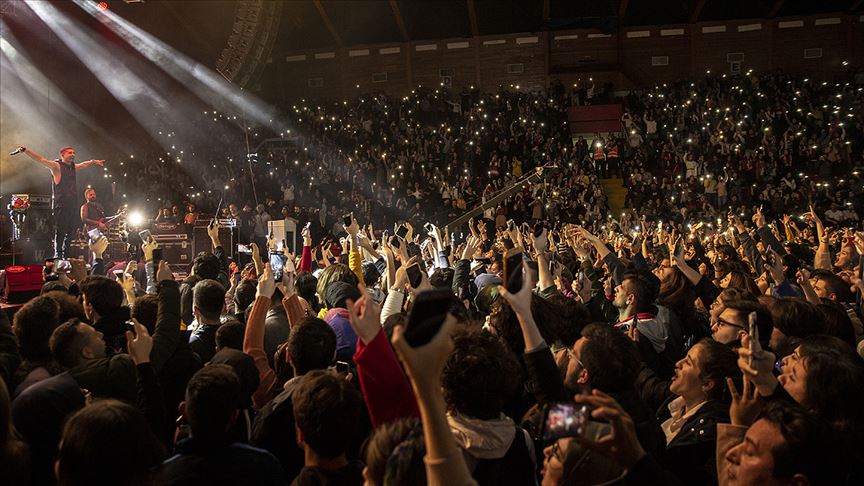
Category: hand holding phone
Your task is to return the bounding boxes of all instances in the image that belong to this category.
[503,248,523,294]
[541,402,589,441]
[748,311,759,366]
[406,263,423,289]
[403,288,452,347]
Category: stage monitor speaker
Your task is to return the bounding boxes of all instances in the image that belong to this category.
[0,265,44,303]
[193,226,235,260]
[267,219,297,254]
[150,236,193,268]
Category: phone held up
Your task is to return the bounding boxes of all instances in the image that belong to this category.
[403,288,452,348]
[503,248,523,294]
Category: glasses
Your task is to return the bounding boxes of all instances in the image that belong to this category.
[715,317,745,330]
[566,347,585,369]
[546,440,566,464]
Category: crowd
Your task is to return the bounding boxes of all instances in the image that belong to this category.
[1,67,864,486]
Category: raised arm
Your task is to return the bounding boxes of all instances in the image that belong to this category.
[19,147,60,173]
[148,262,180,374]
[74,159,105,170]
[533,230,555,292]
[244,264,278,409]
[348,293,419,427]
[392,318,478,486]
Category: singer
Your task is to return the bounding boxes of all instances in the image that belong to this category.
[12,146,104,258]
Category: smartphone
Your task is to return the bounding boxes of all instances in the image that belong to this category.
[55,260,72,273]
[406,263,423,288]
[237,244,253,254]
[138,229,152,244]
[503,248,523,294]
[507,219,515,231]
[389,235,401,249]
[87,227,102,243]
[748,311,758,365]
[332,360,351,374]
[113,270,125,281]
[403,288,452,347]
[541,402,589,441]
[424,222,435,234]
[342,213,353,227]
[152,248,163,270]
[270,253,286,281]
[395,224,409,240]
[533,222,545,238]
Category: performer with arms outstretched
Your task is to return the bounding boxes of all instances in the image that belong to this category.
[13,145,104,257]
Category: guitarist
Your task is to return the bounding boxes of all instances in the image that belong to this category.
[80,187,109,232]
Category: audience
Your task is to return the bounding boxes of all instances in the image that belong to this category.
[0,69,863,486]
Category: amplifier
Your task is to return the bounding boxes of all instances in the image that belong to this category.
[0,265,44,303]
[156,239,193,267]
[193,226,236,259]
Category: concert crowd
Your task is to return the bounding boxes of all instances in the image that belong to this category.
[1,68,864,486]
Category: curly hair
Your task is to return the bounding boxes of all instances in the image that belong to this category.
[442,330,521,420]
[487,294,565,355]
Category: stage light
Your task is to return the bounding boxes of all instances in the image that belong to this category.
[128,211,144,227]
[97,2,108,10]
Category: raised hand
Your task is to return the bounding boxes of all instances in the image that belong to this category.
[156,260,174,282]
[498,267,538,319]
[256,263,276,299]
[727,376,762,427]
[125,319,153,365]
[90,236,109,259]
[572,389,646,470]
[460,235,479,261]
[142,237,158,263]
[737,334,778,398]
[124,260,138,277]
[346,293,383,344]
[532,228,548,259]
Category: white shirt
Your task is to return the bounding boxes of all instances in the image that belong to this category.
[661,396,707,445]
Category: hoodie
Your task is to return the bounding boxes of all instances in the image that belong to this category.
[324,308,357,364]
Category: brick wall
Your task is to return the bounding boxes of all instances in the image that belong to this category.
[270,13,864,100]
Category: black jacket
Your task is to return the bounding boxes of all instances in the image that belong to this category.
[250,377,305,479]
[159,437,283,486]
[70,280,181,402]
[656,398,729,486]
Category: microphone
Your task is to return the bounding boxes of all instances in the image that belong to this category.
[9,146,25,156]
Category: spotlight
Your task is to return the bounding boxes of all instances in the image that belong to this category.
[128,211,144,227]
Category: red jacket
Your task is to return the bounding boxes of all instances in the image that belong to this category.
[353,329,419,428]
